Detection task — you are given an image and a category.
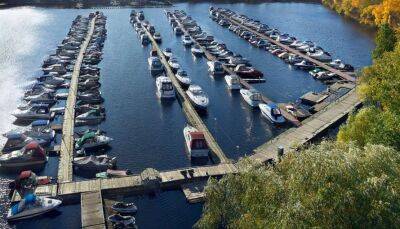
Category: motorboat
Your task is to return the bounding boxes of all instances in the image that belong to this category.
[207,61,225,76]
[163,48,173,60]
[75,110,105,126]
[140,34,150,45]
[191,45,204,57]
[228,55,250,66]
[183,125,209,159]
[12,104,53,121]
[153,32,162,43]
[24,84,55,97]
[108,214,136,227]
[234,64,263,79]
[24,120,55,143]
[287,54,303,64]
[328,59,354,71]
[96,169,132,179]
[1,131,49,153]
[24,92,55,104]
[307,50,332,62]
[7,194,62,222]
[0,142,47,171]
[285,103,311,120]
[156,76,175,99]
[259,103,285,124]
[111,202,138,214]
[240,89,261,107]
[75,131,113,151]
[9,170,52,198]
[277,35,294,45]
[167,57,181,73]
[182,35,193,46]
[294,60,315,70]
[309,68,325,77]
[224,75,241,90]
[175,70,192,87]
[148,56,164,76]
[186,85,209,110]
[73,155,116,172]
[174,27,184,36]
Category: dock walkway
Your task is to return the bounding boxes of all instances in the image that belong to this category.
[58,16,97,183]
[219,12,356,82]
[81,191,106,229]
[141,20,230,164]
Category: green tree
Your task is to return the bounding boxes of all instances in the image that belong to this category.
[196,142,400,228]
[372,23,397,59]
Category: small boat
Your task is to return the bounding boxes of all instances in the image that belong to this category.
[108,214,136,227]
[112,202,138,214]
[285,103,311,120]
[2,131,50,153]
[224,75,241,90]
[207,61,225,76]
[153,32,162,43]
[174,27,184,36]
[183,125,209,159]
[156,75,175,99]
[0,142,47,171]
[12,104,53,121]
[186,85,209,110]
[240,89,261,107]
[294,60,315,70]
[73,155,116,172]
[167,57,181,73]
[182,35,193,46]
[7,194,62,222]
[259,103,285,124]
[234,64,263,79]
[307,50,332,62]
[148,56,164,76]
[75,131,113,151]
[175,70,192,87]
[163,48,173,60]
[76,110,105,122]
[191,45,204,57]
[140,34,150,45]
[24,92,55,104]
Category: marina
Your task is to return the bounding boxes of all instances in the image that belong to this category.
[0,3,375,228]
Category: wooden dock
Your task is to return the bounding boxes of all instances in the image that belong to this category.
[219,12,356,82]
[141,21,230,164]
[81,191,106,229]
[171,13,301,127]
[250,87,361,164]
[181,180,207,203]
[58,16,97,183]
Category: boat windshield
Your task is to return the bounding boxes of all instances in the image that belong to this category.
[162,82,173,91]
[251,93,261,101]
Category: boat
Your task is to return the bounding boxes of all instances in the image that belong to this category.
[156,76,175,99]
[191,45,204,57]
[12,104,53,121]
[186,85,209,110]
[167,57,181,73]
[207,61,225,76]
[240,89,261,107]
[174,27,184,36]
[153,32,162,43]
[9,170,52,198]
[175,70,192,87]
[108,214,136,227]
[294,60,315,70]
[259,103,285,124]
[73,155,116,172]
[224,75,241,90]
[182,35,193,46]
[148,56,164,76]
[183,125,209,159]
[111,202,138,214]
[7,194,62,222]
[75,131,113,151]
[234,64,263,79]
[163,48,173,60]
[0,142,47,171]
[307,50,332,62]
[24,92,55,104]
[284,103,311,120]
[96,169,132,179]
[76,109,105,122]
[1,131,50,153]
[140,34,150,45]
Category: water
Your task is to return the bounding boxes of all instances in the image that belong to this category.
[0,2,374,228]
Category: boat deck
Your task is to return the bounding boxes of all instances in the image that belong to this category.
[57,16,97,183]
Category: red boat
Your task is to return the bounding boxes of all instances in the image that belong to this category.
[234,64,264,79]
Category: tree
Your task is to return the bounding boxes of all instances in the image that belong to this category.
[196,142,400,228]
[372,23,397,59]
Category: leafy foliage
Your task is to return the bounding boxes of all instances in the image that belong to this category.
[196,142,400,228]
[372,24,397,59]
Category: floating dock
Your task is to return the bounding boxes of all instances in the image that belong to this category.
[181,180,207,203]
[57,16,97,183]
[81,191,106,229]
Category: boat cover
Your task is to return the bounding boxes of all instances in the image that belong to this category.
[31,120,50,127]
[76,132,96,147]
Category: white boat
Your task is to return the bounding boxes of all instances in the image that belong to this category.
[182,35,193,46]
[183,125,209,159]
[259,103,285,124]
[167,57,180,73]
[307,50,332,62]
[175,70,191,87]
[148,56,164,75]
[156,76,175,99]
[240,89,261,107]
[163,48,173,60]
[207,61,225,75]
[224,75,241,90]
[186,85,209,110]
[191,45,204,57]
[7,194,62,222]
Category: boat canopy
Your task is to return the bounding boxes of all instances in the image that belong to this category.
[24,142,46,158]
[31,120,50,127]
[189,131,205,140]
[76,131,96,147]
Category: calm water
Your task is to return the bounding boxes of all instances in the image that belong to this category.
[0,2,374,228]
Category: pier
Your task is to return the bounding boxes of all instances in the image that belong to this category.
[57,16,97,183]
[218,12,356,82]
[81,191,106,229]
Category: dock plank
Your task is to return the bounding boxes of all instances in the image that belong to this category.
[81,191,106,228]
